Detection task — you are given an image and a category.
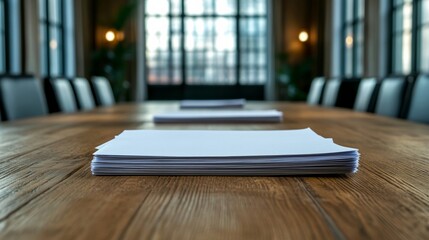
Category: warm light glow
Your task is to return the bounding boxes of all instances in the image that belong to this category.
[105,31,116,42]
[298,31,309,42]
[345,36,353,47]
[116,31,125,41]
[49,39,58,49]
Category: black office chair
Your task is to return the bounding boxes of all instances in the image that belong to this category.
[354,77,378,112]
[407,75,429,124]
[71,77,96,110]
[321,78,360,108]
[321,78,341,107]
[44,78,78,113]
[91,76,115,106]
[307,77,325,105]
[374,77,407,118]
[0,76,48,121]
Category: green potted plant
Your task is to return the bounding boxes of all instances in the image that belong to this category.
[91,0,139,102]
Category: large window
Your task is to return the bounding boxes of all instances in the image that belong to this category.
[39,0,75,77]
[0,0,21,74]
[392,0,413,74]
[342,0,364,77]
[391,0,428,74]
[144,0,267,85]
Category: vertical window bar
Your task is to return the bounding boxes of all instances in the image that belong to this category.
[341,0,346,77]
[0,0,5,72]
[255,10,261,83]
[3,0,9,72]
[353,0,357,77]
[45,0,51,76]
[236,0,241,86]
[180,0,186,89]
[411,0,419,73]
[192,15,197,83]
[8,0,21,74]
[60,0,65,76]
[387,0,393,74]
[211,10,216,83]
[207,1,213,83]
[168,0,173,84]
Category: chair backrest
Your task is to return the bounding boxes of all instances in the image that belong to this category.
[375,77,406,118]
[322,78,341,107]
[91,76,115,106]
[407,75,429,124]
[71,77,96,110]
[354,78,377,112]
[307,77,325,105]
[45,78,78,113]
[0,76,48,120]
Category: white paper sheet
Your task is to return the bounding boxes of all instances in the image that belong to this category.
[180,99,246,109]
[91,128,360,175]
[153,110,283,123]
[94,128,356,157]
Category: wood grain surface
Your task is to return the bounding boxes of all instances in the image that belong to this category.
[0,102,428,240]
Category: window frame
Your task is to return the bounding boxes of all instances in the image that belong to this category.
[143,0,269,87]
[341,0,365,78]
[0,0,6,73]
[416,0,429,73]
[39,0,75,78]
[389,0,427,75]
[0,0,21,74]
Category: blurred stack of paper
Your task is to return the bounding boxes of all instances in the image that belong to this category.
[180,99,246,109]
[153,110,283,123]
[91,128,359,176]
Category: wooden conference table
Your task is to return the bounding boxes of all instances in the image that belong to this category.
[0,102,428,240]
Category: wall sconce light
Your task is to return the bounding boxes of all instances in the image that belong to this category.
[105,30,116,42]
[345,35,353,47]
[298,31,309,42]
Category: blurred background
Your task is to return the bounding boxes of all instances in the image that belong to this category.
[1,0,427,101]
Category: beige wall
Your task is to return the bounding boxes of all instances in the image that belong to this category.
[365,0,380,77]
[23,0,40,77]
[75,0,94,78]
[323,0,333,77]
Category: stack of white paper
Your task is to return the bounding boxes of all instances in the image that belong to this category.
[180,99,246,109]
[153,110,283,123]
[91,128,359,176]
